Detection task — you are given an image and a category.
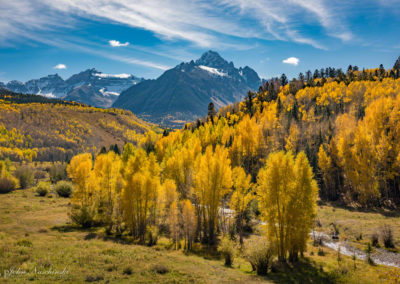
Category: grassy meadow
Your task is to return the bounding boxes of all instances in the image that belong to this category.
[0,185,399,283]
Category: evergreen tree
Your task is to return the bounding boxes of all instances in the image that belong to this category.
[394,56,400,70]
[305,70,312,81]
[208,102,217,121]
[280,74,288,86]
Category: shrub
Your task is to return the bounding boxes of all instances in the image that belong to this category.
[38,228,48,233]
[16,239,32,247]
[371,233,379,247]
[34,170,47,181]
[14,165,34,189]
[218,236,236,267]
[365,242,374,265]
[49,164,67,183]
[55,181,73,197]
[382,225,395,248]
[36,181,51,197]
[146,226,159,246]
[152,264,169,274]
[317,247,325,256]
[123,267,133,275]
[85,275,104,282]
[0,176,18,194]
[69,205,95,228]
[244,238,274,275]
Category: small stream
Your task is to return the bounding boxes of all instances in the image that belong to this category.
[312,231,400,268]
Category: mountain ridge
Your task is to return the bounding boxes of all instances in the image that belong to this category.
[2,69,143,108]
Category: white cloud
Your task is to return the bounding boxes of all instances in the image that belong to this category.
[54,63,67,69]
[283,57,299,66]
[109,40,130,47]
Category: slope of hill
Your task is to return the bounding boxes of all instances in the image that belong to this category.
[0,89,159,161]
[113,51,261,127]
[2,69,143,108]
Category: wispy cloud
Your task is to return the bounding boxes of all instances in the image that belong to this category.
[283,57,300,66]
[109,40,130,47]
[0,1,72,46]
[104,53,170,70]
[53,64,67,69]
[0,0,355,50]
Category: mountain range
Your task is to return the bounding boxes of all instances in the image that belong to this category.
[1,69,143,108]
[2,51,261,127]
[113,51,261,127]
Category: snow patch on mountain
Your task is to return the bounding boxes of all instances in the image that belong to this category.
[198,65,228,77]
[99,88,119,97]
[38,92,56,98]
[94,73,132,79]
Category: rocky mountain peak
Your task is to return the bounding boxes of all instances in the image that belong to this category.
[195,50,230,70]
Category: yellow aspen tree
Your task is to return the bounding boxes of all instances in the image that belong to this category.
[284,123,299,153]
[67,153,94,207]
[159,179,178,226]
[351,124,380,206]
[163,144,200,199]
[193,145,232,244]
[257,151,294,262]
[229,167,253,245]
[168,201,180,250]
[318,144,333,199]
[181,199,196,250]
[93,151,122,232]
[258,151,318,262]
[230,115,265,177]
[287,152,319,261]
[67,153,97,227]
[122,155,160,243]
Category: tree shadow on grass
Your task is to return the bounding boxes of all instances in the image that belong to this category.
[325,201,400,218]
[182,242,221,261]
[50,224,95,233]
[263,259,336,284]
[101,234,134,245]
[51,224,135,244]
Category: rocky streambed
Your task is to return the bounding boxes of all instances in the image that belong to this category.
[312,231,400,268]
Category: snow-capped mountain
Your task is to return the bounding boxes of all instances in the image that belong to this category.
[2,69,143,108]
[113,50,261,127]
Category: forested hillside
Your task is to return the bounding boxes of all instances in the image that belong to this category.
[0,89,159,162]
[59,62,400,270]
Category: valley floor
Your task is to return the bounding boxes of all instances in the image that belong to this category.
[0,188,399,283]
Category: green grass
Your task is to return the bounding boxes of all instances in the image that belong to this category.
[0,188,398,283]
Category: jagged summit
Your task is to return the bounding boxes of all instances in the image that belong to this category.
[195,50,232,69]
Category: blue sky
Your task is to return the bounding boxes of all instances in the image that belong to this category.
[0,0,399,82]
